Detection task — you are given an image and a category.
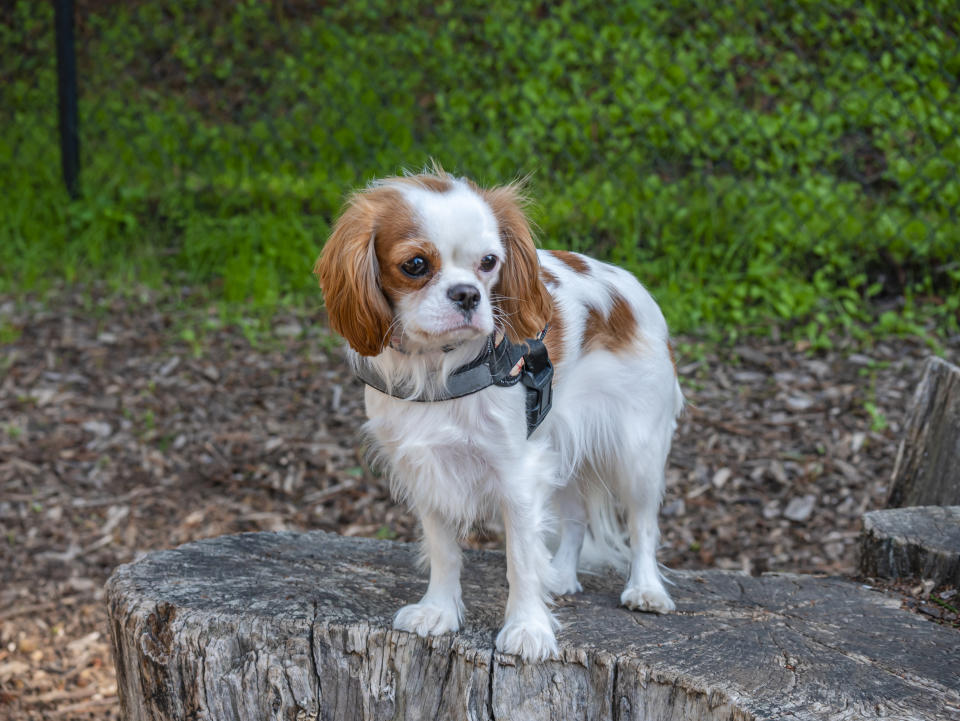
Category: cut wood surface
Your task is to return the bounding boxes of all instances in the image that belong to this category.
[888,356,960,507]
[107,531,960,721]
[859,506,960,586]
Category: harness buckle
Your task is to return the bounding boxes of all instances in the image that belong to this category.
[519,339,553,437]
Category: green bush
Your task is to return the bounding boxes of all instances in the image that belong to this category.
[2,0,958,340]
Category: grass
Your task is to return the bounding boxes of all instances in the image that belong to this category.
[931,593,959,616]
[2,0,959,345]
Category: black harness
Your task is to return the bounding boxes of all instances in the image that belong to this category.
[354,329,554,437]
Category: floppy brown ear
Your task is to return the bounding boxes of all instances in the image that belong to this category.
[484,184,553,342]
[313,194,393,356]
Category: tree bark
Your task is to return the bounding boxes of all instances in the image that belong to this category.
[107,531,960,721]
[888,356,960,507]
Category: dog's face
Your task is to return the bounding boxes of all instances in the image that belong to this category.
[314,172,552,356]
[376,181,503,348]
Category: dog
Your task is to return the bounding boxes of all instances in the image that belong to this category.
[314,168,683,661]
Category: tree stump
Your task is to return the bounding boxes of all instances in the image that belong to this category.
[858,506,960,586]
[107,531,960,721]
[888,356,960,507]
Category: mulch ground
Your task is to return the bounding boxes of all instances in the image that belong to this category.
[1,289,958,720]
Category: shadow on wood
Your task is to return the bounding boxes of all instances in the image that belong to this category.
[107,532,960,721]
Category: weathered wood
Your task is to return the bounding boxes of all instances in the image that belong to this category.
[888,356,960,507]
[107,531,960,721]
[858,506,960,586]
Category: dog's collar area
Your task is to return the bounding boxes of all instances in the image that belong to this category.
[387,336,465,355]
[356,327,554,437]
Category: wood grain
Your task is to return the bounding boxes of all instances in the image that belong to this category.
[107,532,960,721]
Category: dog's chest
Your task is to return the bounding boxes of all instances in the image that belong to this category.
[364,387,524,517]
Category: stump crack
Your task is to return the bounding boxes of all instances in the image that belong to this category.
[487,651,497,721]
[766,630,800,692]
[196,632,209,717]
[309,601,322,719]
[780,615,960,701]
[433,644,456,720]
[610,656,621,721]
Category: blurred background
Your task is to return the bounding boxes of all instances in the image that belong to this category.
[1,2,959,718]
[3,0,958,340]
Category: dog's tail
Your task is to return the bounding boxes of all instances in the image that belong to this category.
[578,481,631,571]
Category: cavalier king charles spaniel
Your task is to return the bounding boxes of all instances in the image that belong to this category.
[314,168,683,662]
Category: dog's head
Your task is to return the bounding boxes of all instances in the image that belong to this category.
[314,168,552,356]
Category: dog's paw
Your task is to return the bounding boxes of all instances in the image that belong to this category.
[495,616,559,662]
[546,569,583,596]
[620,585,675,614]
[393,602,461,637]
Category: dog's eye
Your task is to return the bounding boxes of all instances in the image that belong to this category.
[400,256,429,278]
[479,254,498,272]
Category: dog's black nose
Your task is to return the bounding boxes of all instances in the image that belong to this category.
[447,284,481,312]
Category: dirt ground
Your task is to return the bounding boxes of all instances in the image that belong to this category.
[1,289,958,719]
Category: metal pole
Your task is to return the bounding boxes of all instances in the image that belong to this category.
[54,0,80,198]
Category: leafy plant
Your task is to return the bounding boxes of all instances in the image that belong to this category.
[2,0,958,341]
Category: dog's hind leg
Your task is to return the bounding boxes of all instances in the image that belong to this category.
[613,445,675,614]
[547,480,586,594]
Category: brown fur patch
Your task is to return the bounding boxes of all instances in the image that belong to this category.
[481,184,553,342]
[376,238,441,300]
[668,340,678,377]
[540,266,560,286]
[549,250,590,274]
[581,293,637,354]
[540,268,563,367]
[543,303,565,369]
[385,162,455,194]
[314,186,421,356]
[364,190,442,304]
[389,173,454,194]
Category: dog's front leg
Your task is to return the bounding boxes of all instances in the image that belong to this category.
[393,511,464,637]
[495,499,559,662]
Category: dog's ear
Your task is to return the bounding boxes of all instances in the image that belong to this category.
[314,193,394,357]
[483,184,553,342]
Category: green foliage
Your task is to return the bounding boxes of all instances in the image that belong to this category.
[2,0,959,339]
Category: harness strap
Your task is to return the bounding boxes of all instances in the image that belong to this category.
[354,328,553,437]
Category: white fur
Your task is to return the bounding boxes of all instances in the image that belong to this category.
[345,178,682,662]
